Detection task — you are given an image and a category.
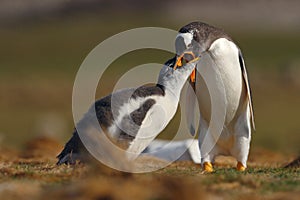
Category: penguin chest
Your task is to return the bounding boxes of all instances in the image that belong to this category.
[196,38,244,125]
[109,95,177,142]
[141,96,178,132]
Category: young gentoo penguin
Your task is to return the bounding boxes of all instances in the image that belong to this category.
[173,22,255,172]
[57,59,199,165]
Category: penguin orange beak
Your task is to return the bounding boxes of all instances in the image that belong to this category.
[173,51,198,83]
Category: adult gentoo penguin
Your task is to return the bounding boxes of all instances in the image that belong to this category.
[57,58,199,165]
[173,22,255,172]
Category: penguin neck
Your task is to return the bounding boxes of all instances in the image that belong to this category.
[157,72,190,101]
[156,62,196,101]
[168,80,186,100]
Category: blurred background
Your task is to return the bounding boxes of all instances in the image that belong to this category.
[0,0,299,155]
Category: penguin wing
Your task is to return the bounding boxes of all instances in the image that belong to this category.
[238,51,255,130]
[185,80,197,136]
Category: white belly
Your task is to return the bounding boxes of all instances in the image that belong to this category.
[196,38,245,126]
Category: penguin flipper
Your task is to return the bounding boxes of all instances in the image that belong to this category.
[238,51,255,130]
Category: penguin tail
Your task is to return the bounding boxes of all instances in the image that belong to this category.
[56,130,84,165]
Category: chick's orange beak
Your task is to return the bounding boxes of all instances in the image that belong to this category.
[173,51,198,83]
[173,56,183,70]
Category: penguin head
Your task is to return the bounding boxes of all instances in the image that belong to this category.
[175,23,204,63]
[173,27,202,84]
[157,56,198,88]
[175,33,201,61]
[175,21,232,64]
[173,21,230,83]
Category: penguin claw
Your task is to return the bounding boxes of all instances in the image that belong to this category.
[237,162,246,171]
[203,162,214,173]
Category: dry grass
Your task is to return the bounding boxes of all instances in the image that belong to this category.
[0,137,299,200]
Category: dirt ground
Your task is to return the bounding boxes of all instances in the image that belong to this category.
[0,137,299,200]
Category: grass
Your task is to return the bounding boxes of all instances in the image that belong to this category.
[0,141,299,200]
[158,165,300,199]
